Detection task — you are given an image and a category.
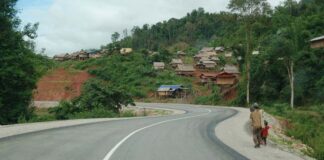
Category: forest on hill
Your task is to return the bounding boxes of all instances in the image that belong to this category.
[106,0,324,107]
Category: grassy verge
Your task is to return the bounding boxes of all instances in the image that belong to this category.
[18,106,173,124]
[263,103,324,159]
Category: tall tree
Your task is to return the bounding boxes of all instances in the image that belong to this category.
[0,0,39,124]
[228,0,271,106]
[111,32,120,43]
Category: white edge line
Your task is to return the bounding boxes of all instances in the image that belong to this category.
[102,109,212,160]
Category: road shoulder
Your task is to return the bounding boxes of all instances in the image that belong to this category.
[214,107,311,160]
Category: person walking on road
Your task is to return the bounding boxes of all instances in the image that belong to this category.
[261,120,270,145]
[250,103,262,148]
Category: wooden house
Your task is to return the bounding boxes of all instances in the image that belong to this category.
[224,51,233,58]
[88,50,102,59]
[89,53,102,59]
[153,62,165,70]
[177,51,186,57]
[199,72,218,84]
[194,50,217,61]
[196,60,216,69]
[120,48,133,55]
[310,35,324,49]
[53,53,69,61]
[176,65,195,76]
[223,65,240,76]
[215,46,225,53]
[157,85,183,98]
[200,47,214,52]
[79,51,89,60]
[171,59,183,68]
[69,52,79,60]
[215,72,237,86]
[209,56,220,62]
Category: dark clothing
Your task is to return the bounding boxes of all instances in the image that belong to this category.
[252,127,262,146]
[262,137,267,145]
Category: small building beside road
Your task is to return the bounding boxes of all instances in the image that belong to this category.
[310,35,324,49]
[157,85,184,98]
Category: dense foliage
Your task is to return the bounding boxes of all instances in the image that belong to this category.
[107,0,324,107]
[70,52,194,98]
[0,0,53,124]
[264,104,324,158]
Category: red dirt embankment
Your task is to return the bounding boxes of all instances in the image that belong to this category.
[33,68,91,101]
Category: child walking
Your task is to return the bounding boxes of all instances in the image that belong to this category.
[261,120,270,145]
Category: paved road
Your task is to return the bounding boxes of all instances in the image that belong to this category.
[0,103,248,160]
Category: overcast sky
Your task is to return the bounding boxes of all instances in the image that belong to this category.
[17,0,285,56]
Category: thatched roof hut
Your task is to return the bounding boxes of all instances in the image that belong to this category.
[153,62,165,70]
[176,65,195,76]
[223,65,240,74]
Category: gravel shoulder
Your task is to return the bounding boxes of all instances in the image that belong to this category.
[214,106,312,160]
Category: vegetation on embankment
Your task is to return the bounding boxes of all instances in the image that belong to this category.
[0,0,56,125]
[264,104,324,159]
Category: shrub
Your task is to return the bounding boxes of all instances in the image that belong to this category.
[194,85,221,105]
[49,101,79,120]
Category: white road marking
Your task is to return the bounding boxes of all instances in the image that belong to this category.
[102,109,212,160]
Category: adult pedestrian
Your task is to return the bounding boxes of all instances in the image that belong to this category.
[250,103,262,148]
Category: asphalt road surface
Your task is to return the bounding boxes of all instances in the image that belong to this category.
[0,103,248,160]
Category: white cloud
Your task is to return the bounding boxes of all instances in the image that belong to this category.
[18,0,285,56]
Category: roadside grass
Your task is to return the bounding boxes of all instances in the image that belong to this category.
[18,106,172,124]
[263,103,324,159]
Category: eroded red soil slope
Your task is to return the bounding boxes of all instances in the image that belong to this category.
[33,68,91,101]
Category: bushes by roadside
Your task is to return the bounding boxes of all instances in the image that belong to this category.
[264,104,324,159]
[48,78,135,120]
[194,85,221,105]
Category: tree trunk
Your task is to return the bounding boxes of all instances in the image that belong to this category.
[286,61,294,109]
[290,61,294,109]
[245,24,251,106]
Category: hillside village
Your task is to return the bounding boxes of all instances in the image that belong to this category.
[44,45,241,104]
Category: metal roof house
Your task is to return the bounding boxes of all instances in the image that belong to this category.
[310,35,324,49]
[157,85,184,97]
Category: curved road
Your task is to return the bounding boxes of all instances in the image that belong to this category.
[0,103,248,160]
